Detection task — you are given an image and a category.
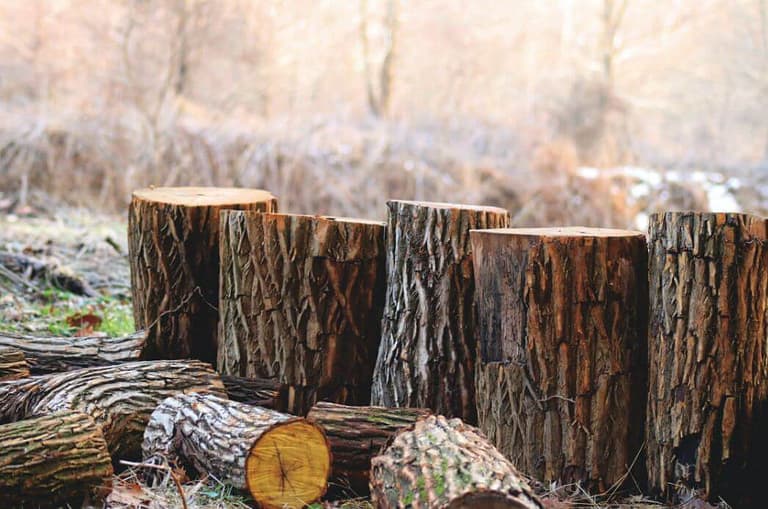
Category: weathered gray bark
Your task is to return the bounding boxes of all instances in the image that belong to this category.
[0,330,146,374]
[306,401,430,494]
[370,200,508,422]
[143,393,331,509]
[129,187,277,363]
[218,211,385,414]
[0,360,226,459]
[472,227,648,491]
[646,212,768,505]
[370,415,542,509]
[0,347,29,381]
[0,411,114,507]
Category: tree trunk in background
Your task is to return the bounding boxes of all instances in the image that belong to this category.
[0,411,113,508]
[370,200,508,422]
[218,211,385,415]
[0,330,146,374]
[0,348,29,381]
[370,415,542,509]
[0,360,226,459]
[646,212,768,505]
[143,393,331,509]
[128,187,277,364]
[472,227,647,491]
[306,401,430,495]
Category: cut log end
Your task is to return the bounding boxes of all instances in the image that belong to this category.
[132,186,275,207]
[389,199,508,214]
[246,420,331,509]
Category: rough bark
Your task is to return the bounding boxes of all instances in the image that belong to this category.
[220,374,287,410]
[129,187,277,364]
[0,330,146,374]
[143,393,331,509]
[0,360,226,459]
[306,401,431,494]
[371,200,509,422]
[370,415,542,509]
[646,212,768,504]
[471,227,648,491]
[0,347,29,380]
[219,211,385,414]
[0,410,113,507]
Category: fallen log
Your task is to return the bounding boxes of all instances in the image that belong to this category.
[0,347,29,380]
[306,402,430,495]
[129,187,278,363]
[471,227,648,491]
[371,200,508,422]
[220,374,286,410]
[143,393,331,509]
[219,211,386,414]
[370,415,542,509]
[0,250,97,296]
[647,212,768,504]
[0,330,146,374]
[0,360,226,459]
[0,410,113,507]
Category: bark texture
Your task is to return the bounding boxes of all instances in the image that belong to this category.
[143,393,331,509]
[306,401,431,494]
[0,347,29,380]
[371,201,509,422]
[0,410,113,507]
[0,330,146,374]
[646,212,768,504]
[0,360,226,459]
[220,374,287,410]
[370,415,542,509]
[129,187,277,363]
[219,211,385,414]
[471,227,648,491]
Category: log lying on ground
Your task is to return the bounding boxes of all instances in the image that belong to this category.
[129,187,278,364]
[0,410,113,507]
[0,330,146,374]
[219,211,386,414]
[370,415,542,509]
[220,374,286,410]
[0,250,97,296]
[0,360,226,459]
[0,347,29,380]
[371,201,508,422]
[646,212,768,504]
[306,402,431,494]
[143,393,331,509]
[472,227,648,491]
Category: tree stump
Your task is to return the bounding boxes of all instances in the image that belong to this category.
[0,347,29,381]
[143,393,331,509]
[646,212,768,504]
[371,200,508,422]
[0,330,146,374]
[471,227,648,491]
[129,187,277,363]
[0,360,226,459]
[306,401,431,495]
[370,415,542,509]
[0,410,113,507]
[218,211,386,414]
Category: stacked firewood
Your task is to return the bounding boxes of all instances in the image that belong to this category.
[2,187,766,508]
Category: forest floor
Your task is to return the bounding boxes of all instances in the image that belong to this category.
[0,206,724,509]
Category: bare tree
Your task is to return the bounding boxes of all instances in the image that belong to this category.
[359,0,397,116]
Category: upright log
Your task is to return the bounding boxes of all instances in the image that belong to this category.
[143,393,331,509]
[370,415,542,509]
[0,411,113,507]
[129,187,277,363]
[371,200,508,422]
[306,401,431,494]
[0,360,226,459]
[0,330,146,374]
[218,211,386,414]
[646,212,768,504]
[0,347,29,380]
[471,227,648,491]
